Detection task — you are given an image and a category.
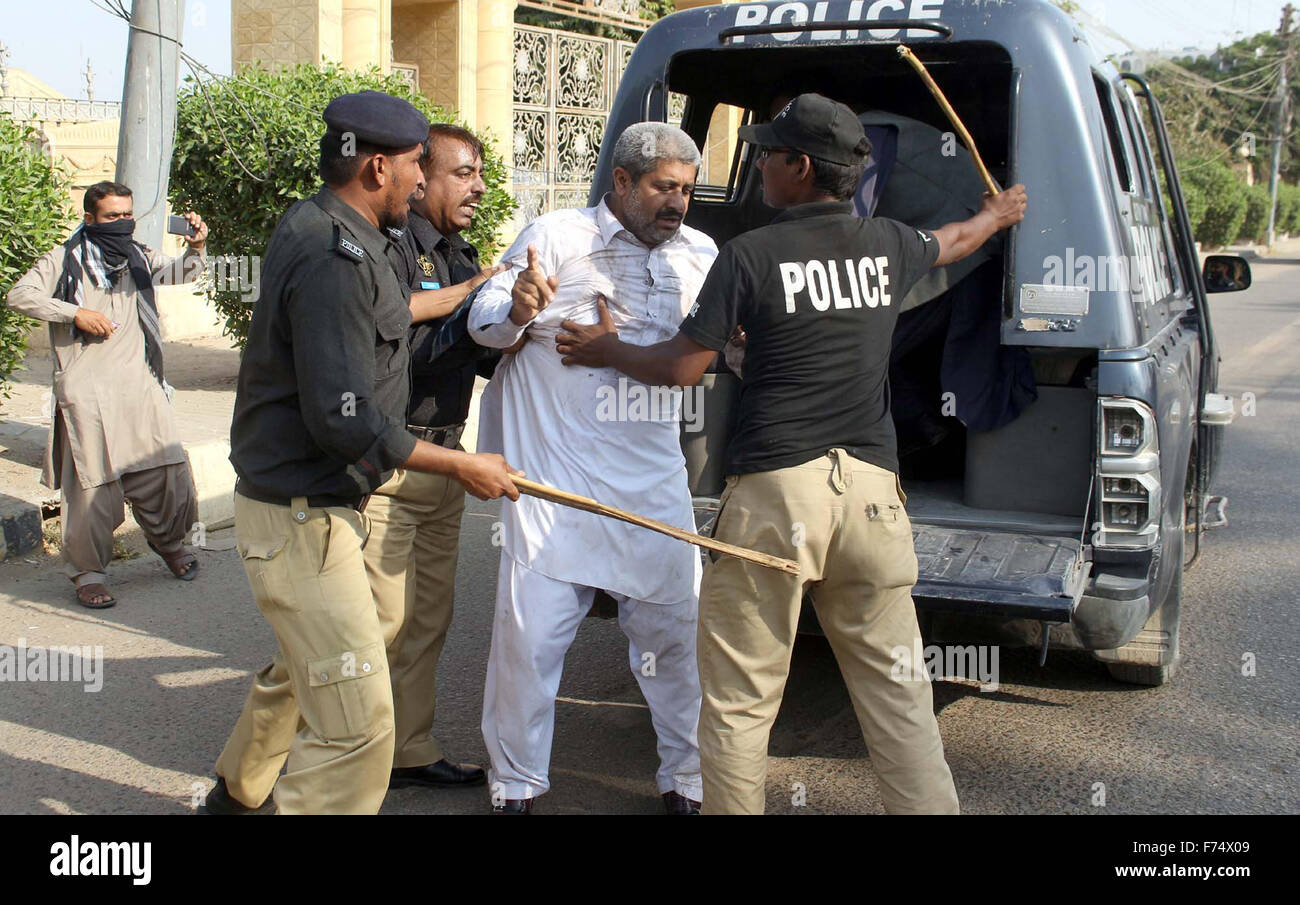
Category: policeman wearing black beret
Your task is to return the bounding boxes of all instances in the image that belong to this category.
[203,91,521,815]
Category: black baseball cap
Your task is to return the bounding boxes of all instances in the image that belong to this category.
[738,93,871,165]
[323,90,430,149]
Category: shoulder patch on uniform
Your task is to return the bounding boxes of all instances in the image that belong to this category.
[336,235,366,262]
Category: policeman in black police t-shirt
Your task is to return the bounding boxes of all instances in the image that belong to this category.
[553,93,1027,815]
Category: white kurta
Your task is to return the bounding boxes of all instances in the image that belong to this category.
[470,200,718,605]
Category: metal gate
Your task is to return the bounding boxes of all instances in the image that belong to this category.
[511,25,635,222]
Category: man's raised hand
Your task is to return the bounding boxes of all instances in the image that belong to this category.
[509,243,559,326]
[982,184,1028,230]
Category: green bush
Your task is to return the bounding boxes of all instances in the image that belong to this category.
[1184,160,1247,249]
[0,111,74,399]
[1277,182,1300,234]
[1169,176,1208,239]
[170,62,517,347]
[1238,182,1271,244]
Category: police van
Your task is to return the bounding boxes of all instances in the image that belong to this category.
[591,0,1248,685]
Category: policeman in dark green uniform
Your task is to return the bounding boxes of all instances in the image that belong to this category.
[207,91,521,815]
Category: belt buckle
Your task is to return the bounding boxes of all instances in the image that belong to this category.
[408,423,463,448]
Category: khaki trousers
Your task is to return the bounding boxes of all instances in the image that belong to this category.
[698,449,959,815]
[219,492,394,814]
[364,467,465,767]
[59,425,198,586]
[216,468,464,808]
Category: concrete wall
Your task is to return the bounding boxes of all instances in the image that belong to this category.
[234,0,516,174]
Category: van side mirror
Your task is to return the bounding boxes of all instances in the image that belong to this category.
[1203,255,1251,293]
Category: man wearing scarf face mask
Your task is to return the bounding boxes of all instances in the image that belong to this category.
[7,182,208,608]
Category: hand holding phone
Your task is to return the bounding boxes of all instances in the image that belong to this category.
[168,211,208,250]
[167,215,198,238]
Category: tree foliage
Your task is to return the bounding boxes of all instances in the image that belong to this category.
[1182,159,1249,248]
[1131,28,1300,245]
[0,112,74,399]
[170,62,516,347]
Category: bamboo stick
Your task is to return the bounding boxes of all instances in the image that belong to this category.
[897,45,1002,196]
[512,477,801,576]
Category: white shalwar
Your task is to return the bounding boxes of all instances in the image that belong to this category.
[470,198,718,802]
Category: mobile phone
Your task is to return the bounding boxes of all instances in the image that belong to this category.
[167,215,198,237]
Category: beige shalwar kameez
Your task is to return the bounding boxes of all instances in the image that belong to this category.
[6,243,203,586]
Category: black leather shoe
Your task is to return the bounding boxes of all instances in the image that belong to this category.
[492,798,533,814]
[390,759,487,789]
[197,777,275,815]
[662,790,701,815]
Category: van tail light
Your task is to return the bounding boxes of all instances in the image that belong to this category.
[1096,399,1160,549]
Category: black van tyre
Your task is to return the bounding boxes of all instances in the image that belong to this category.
[1106,504,1185,687]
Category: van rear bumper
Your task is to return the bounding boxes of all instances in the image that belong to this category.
[912,570,1151,650]
[1072,572,1151,649]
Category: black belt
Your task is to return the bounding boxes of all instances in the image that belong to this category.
[235,480,365,512]
[407,422,465,449]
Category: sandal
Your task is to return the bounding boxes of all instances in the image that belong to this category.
[75,583,117,609]
[150,543,200,581]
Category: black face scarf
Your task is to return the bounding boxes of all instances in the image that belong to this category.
[55,218,166,388]
[83,218,137,269]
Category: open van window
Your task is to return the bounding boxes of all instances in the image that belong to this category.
[670,92,747,204]
[1117,84,1186,302]
[1094,73,1135,194]
[663,40,1013,246]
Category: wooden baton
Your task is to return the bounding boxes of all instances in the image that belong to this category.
[896,45,1002,196]
[511,476,801,576]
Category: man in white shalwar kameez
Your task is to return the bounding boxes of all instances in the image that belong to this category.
[469,123,718,814]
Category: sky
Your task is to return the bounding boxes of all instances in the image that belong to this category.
[0,0,1292,103]
[2,0,232,102]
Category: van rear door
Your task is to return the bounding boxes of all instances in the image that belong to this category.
[913,527,1088,622]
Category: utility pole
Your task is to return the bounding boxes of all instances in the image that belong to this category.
[1267,3,1294,248]
[116,0,186,249]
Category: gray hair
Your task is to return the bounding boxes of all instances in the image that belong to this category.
[611,122,701,182]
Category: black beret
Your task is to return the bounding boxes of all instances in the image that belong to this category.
[322,91,430,149]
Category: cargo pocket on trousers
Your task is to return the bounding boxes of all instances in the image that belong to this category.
[236,536,291,611]
[306,640,390,740]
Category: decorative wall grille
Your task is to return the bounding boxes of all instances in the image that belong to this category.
[391,64,419,91]
[512,24,636,223]
[510,24,703,227]
[0,97,121,122]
